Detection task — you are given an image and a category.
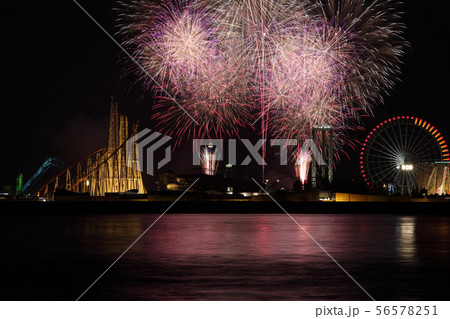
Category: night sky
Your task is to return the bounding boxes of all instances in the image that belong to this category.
[2,1,449,191]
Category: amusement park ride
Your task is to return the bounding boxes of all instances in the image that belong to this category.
[18,99,146,197]
[360,116,449,195]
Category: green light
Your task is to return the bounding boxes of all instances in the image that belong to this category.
[16,172,23,195]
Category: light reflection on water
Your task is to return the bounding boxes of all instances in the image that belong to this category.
[397,216,417,263]
[80,214,450,300]
[2,213,450,300]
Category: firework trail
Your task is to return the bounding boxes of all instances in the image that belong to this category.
[295,148,312,186]
[200,143,219,175]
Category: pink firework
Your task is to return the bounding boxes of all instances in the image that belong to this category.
[118,0,406,172]
[200,143,219,175]
[295,148,312,186]
[119,0,254,140]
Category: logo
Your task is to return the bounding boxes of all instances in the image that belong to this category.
[126,128,172,176]
[193,138,326,166]
[128,128,326,177]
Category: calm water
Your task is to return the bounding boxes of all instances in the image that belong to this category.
[1,213,450,300]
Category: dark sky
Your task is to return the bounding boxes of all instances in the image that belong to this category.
[2,1,449,190]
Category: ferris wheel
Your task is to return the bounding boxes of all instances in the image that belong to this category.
[360,116,449,195]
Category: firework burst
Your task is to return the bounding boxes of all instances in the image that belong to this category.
[118,0,255,139]
[118,0,406,175]
[311,0,406,113]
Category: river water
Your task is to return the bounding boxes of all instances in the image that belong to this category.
[1,213,450,300]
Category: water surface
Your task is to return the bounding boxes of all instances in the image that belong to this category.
[1,213,450,300]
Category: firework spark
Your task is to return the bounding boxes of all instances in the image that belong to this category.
[295,148,312,186]
[200,143,219,175]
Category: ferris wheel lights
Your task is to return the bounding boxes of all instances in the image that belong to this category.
[362,116,448,194]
